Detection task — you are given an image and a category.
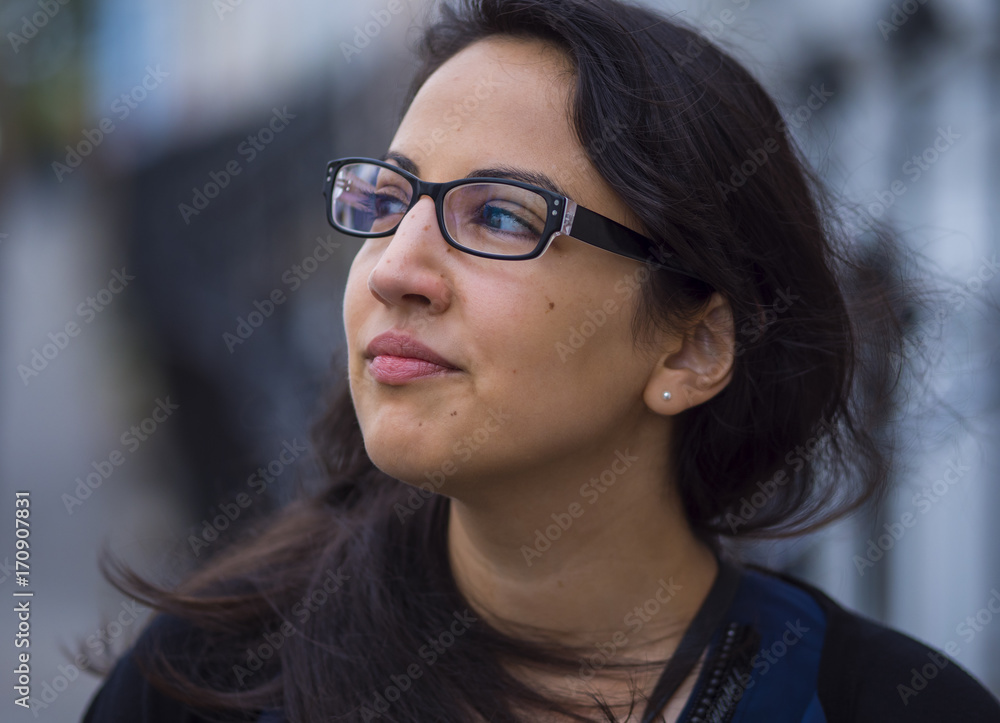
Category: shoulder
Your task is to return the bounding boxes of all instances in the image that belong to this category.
[81,613,252,723]
[747,564,1000,723]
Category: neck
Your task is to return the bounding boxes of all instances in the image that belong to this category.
[445,439,719,660]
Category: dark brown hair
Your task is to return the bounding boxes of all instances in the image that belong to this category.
[93,0,908,720]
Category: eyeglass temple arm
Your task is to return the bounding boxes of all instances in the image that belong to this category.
[561,202,706,282]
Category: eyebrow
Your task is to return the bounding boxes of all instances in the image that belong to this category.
[382,150,569,197]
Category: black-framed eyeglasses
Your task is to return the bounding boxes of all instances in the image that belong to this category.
[322,157,704,281]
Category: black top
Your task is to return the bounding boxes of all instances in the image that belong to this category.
[80,561,1000,722]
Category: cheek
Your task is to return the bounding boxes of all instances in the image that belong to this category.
[537,278,637,365]
[343,254,374,336]
[457,294,647,472]
[477,277,644,410]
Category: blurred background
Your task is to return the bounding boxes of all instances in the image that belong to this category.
[0,0,997,718]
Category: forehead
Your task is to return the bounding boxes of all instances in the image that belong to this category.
[392,37,600,201]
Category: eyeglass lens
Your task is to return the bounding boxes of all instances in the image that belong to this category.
[331,162,551,256]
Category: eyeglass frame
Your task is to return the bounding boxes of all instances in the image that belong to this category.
[322,157,706,282]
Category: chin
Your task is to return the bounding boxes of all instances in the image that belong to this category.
[363,432,453,492]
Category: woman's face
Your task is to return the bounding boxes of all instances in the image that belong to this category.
[343,36,668,494]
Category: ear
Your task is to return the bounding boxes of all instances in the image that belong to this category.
[642,292,735,415]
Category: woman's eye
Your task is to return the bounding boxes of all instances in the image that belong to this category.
[478,203,540,236]
[373,192,408,217]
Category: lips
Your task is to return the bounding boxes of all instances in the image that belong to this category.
[364,331,461,384]
[366,332,459,368]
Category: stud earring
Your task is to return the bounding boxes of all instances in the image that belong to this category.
[662,391,672,401]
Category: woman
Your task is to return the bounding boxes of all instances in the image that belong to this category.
[81,0,1000,721]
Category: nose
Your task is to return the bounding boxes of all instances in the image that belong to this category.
[366,195,454,315]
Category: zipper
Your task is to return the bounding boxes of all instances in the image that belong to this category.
[678,622,759,723]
